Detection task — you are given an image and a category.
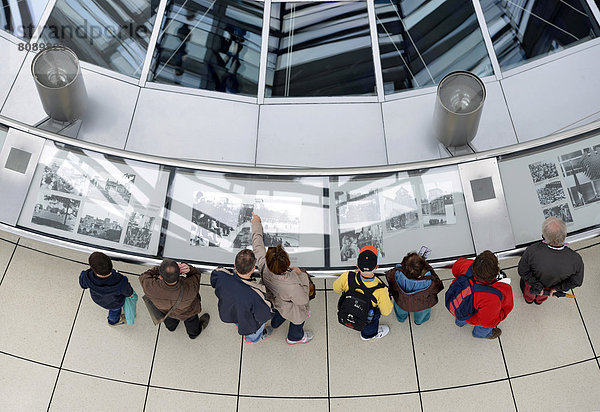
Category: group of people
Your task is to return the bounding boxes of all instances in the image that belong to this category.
[79,215,584,343]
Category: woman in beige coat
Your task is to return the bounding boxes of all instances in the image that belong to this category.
[251,213,313,344]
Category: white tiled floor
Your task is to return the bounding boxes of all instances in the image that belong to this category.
[0,234,599,411]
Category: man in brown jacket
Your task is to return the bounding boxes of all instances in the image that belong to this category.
[140,259,210,339]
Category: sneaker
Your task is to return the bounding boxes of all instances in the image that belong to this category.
[486,327,502,339]
[108,313,126,327]
[286,331,314,345]
[361,325,390,341]
[245,326,274,343]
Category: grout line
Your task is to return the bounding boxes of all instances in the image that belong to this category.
[61,367,149,387]
[497,337,519,412]
[0,349,59,370]
[571,290,599,368]
[0,239,18,287]
[46,289,84,411]
[324,290,331,412]
[143,326,162,411]
[509,357,597,380]
[236,336,244,412]
[123,87,143,150]
[498,81,521,143]
[0,51,28,113]
[407,313,423,412]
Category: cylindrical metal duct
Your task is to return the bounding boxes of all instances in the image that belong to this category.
[31,46,87,122]
[433,71,486,147]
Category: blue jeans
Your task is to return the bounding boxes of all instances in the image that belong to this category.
[393,302,431,325]
[271,309,304,341]
[361,308,381,339]
[107,307,122,325]
[455,319,492,338]
[245,323,266,343]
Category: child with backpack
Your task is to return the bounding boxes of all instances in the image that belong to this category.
[385,252,444,325]
[445,251,513,339]
[334,245,393,341]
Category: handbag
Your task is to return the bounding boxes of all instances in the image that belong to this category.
[143,285,184,325]
[300,269,316,300]
[123,291,138,325]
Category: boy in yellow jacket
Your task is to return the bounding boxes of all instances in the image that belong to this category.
[333,245,393,340]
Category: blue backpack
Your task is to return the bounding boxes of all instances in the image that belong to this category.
[445,265,503,321]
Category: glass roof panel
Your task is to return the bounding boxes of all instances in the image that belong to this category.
[480,0,600,71]
[0,0,50,39]
[40,0,160,78]
[375,0,494,95]
[265,1,376,97]
[148,0,264,97]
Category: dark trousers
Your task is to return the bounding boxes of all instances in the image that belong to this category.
[361,308,381,339]
[164,314,202,338]
[271,309,304,341]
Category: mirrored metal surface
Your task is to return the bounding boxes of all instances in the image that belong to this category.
[480,0,600,71]
[0,0,50,39]
[40,0,160,78]
[148,0,263,96]
[265,1,376,97]
[375,0,493,94]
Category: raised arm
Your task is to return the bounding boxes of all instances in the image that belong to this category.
[251,213,267,270]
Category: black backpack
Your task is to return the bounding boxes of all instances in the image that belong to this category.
[337,271,385,331]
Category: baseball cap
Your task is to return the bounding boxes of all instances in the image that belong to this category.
[357,245,378,272]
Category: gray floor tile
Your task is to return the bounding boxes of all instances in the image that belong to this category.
[421,380,515,412]
[0,352,58,412]
[0,247,84,365]
[239,291,328,397]
[327,291,418,396]
[569,245,600,351]
[0,37,27,109]
[145,388,237,412]
[48,371,146,412]
[0,238,16,280]
[0,227,19,243]
[238,396,328,412]
[331,394,421,412]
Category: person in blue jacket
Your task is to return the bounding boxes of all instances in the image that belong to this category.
[79,251,134,326]
[211,249,274,343]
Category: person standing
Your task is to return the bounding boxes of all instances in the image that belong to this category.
[79,251,134,326]
[140,259,209,339]
[518,217,584,305]
[211,249,274,343]
[251,213,313,345]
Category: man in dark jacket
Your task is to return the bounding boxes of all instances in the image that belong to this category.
[518,217,584,305]
[79,252,134,326]
[140,259,209,339]
[211,249,274,343]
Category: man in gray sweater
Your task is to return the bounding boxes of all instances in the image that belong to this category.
[518,217,584,305]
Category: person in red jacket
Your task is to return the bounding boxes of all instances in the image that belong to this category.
[452,251,514,339]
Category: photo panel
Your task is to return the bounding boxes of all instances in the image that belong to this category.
[559,145,600,209]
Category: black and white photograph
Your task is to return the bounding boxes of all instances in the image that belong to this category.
[77,203,124,242]
[39,160,88,196]
[382,183,419,232]
[535,180,567,206]
[559,146,600,208]
[87,173,136,206]
[254,197,301,248]
[32,194,81,231]
[339,223,385,262]
[124,212,155,249]
[420,180,456,227]
[335,190,381,230]
[542,203,574,223]
[528,160,560,184]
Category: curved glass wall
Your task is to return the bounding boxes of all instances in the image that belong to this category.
[0,0,50,39]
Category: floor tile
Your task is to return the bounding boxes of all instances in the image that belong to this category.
[327,291,418,396]
[0,353,58,412]
[413,280,507,390]
[330,394,421,412]
[239,291,328,397]
[150,285,242,395]
[511,360,600,411]
[0,247,84,365]
[17,236,90,264]
[569,245,600,351]
[498,268,594,376]
[238,396,328,412]
[0,37,27,109]
[48,370,147,412]
[0,227,19,243]
[421,380,515,412]
[62,282,157,384]
[145,388,237,412]
[0,238,17,280]
[570,235,600,252]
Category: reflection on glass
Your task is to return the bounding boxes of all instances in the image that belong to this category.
[0,0,49,39]
[148,0,263,96]
[40,0,159,78]
[375,0,493,94]
[481,0,600,71]
[266,2,376,97]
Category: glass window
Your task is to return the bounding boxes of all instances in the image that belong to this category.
[375,0,493,94]
[266,2,376,97]
[0,0,50,39]
[148,0,263,96]
[480,0,600,71]
[40,0,160,78]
